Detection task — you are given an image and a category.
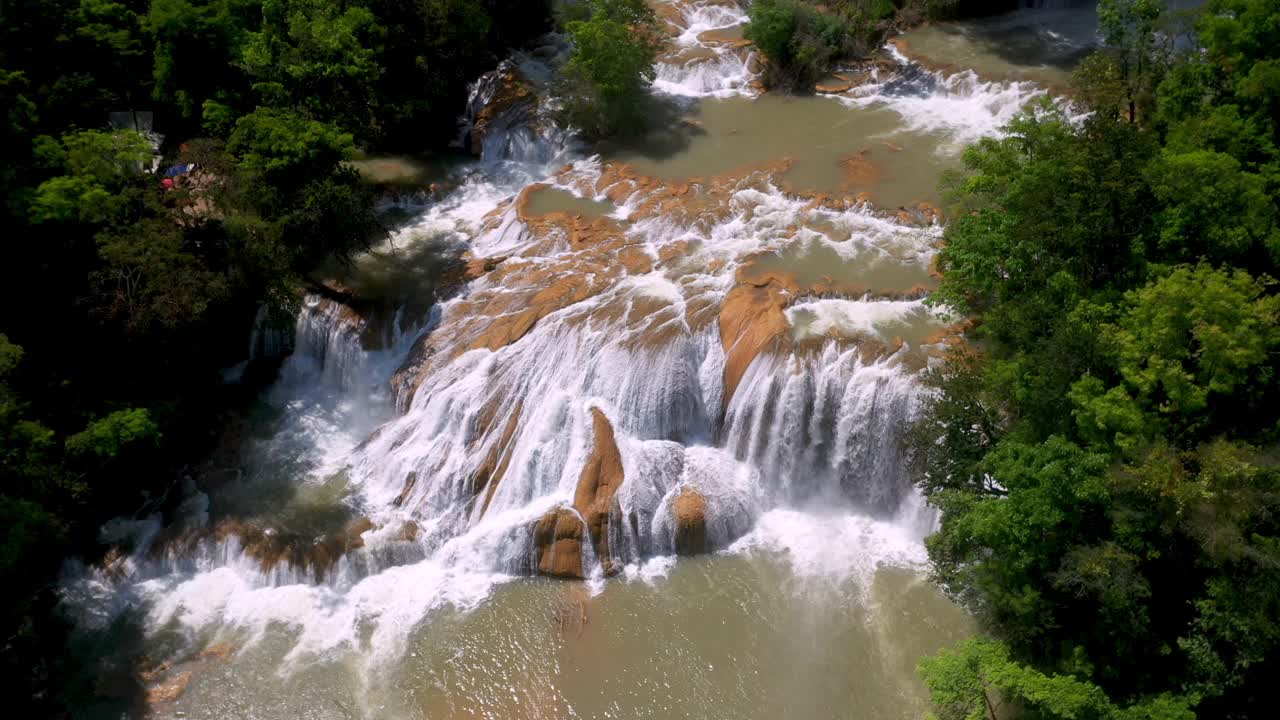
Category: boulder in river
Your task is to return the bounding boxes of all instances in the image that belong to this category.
[573,408,626,569]
[672,487,708,556]
[533,508,586,578]
[718,277,793,407]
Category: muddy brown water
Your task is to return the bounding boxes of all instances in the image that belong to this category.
[154,554,972,720]
[893,5,1102,91]
[745,239,937,297]
[524,186,619,219]
[610,94,956,209]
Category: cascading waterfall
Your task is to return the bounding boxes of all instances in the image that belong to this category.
[653,2,757,97]
[59,2,1053,703]
[723,345,922,513]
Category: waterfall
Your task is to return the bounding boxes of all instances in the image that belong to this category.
[247,303,293,360]
[290,293,372,391]
[653,1,758,97]
[58,0,1059,681]
[723,345,922,514]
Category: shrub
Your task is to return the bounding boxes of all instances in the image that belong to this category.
[556,0,659,138]
[745,0,884,91]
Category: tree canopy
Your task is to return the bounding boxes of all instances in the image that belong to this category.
[914,3,1280,718]
[0,0,552,714]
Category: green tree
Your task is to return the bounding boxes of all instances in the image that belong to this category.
[914,5,1280,714]
[1071,265,1280,446]
[557,0,658,138]
[147,0,260,129]
[64,407,160,459]
[226,106,355,203]
[1097,0,1166,122]
[241,0,386,137]
[1145,151,1280,263]
[27,129,152,224]
[744,0,847,91]
[920,637,1197,720]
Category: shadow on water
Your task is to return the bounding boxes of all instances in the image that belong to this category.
[593,94,707,162]
[312,233,470,328]
[61,609,155,720]
[931,16,1097,72]
[340,235,469,309]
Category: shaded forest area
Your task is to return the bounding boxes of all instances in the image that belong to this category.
[0,1,551,713]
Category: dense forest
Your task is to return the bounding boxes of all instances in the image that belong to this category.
[0,0,558,713]
[905,1,1280,718]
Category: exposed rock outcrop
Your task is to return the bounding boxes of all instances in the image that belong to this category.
[533,508,586,578]
[696,27,752,49]
[394,471,417,507]
[464,60,537,158]
[573,409,626,574]
[474,400,523,515]
[528,408,627,579]
[719,278,793,406]
[163,515,378,582]
[672,487,708,556]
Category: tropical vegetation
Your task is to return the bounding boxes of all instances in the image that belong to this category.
[0,0,551,714]
[912,1,1280,718]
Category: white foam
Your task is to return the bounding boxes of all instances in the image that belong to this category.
[728,508,929,587]
[784,297,934,341]
[841,45,1048,153]
[652,2,758,98]
[623,555,679,583]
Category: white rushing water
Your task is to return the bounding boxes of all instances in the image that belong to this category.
[653,2,757,97]
[60,3,1050,703]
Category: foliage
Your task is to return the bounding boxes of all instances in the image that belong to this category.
[920,637,1197,720]
[28,129,153,224]
[556,0,658,138]
[744,0,846,90]
[227,107,354,190]
[915,2,1280,718]
[0,0,553,714]
[146,0,261,138]
[1097,0,1167,122]
[744,0,962,91]
[1073,265,1280,447]
[242,0,385,138]
[64,408,160,459]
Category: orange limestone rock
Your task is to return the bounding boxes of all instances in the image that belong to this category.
[463,253,508,280]
[719,276,794,406]
[815,75,855,94]
[573,409,626,575]
[838,149,882,195]
[469,63,534,156]
[672,487,708,556]
[533,508,586,578]
[696,27,752,49]
[202,515,374,581]
[529,408,627,578]
[475,400,524,515]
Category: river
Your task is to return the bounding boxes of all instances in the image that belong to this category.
[58,2,1097,717]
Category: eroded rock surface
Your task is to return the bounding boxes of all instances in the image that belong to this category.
[533,508,586,578]
[672,487,708,556]
[465,60,537,157]
[573,409,626,574]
